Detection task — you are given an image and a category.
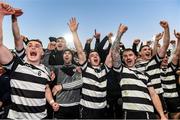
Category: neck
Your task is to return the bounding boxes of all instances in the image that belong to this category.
[27,60,40,66]
[64,62,72,66]
[161,64,168,68]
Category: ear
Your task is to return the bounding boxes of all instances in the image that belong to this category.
[134,55,137,60]
[88,58,90,63]
[41,50,44,56]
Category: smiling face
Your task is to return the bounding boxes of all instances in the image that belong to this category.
[161,54,168,67]
[122,49,137,68]
[25,40,44,65]
[88,51,100,67]
[63,50,73,65]
[139,45,152,61]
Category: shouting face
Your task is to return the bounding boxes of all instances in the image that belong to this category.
[63,50,73,65]
[123,50,137,68]
[26,40,44,65]
[140,46,152,61]
[88,51,101,67]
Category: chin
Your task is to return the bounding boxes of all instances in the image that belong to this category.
[92,63,99,67]
[29,56,39,61]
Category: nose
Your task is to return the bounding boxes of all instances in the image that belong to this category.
[31,46,36,49]
[127,55,130,59]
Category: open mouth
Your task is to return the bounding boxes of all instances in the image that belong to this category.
[58,44,62,48]
[65,57,69,60]
[94,59,98,63]
[30,51,37,56]
[145,53,151,57]
[127,59,132,64]
[163,60,168,63]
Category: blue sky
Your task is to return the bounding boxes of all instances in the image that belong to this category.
[2,0,180,49]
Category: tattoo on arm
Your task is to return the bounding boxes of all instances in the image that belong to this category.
[112,33,123,68]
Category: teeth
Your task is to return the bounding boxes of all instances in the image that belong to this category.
[30,52,37,56]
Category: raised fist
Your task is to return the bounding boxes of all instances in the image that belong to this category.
[160,20,169,29]
[0,2,15,15]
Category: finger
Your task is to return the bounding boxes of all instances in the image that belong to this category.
[174,29,176,36]
[77,23,79,29]
[53,91,57,96]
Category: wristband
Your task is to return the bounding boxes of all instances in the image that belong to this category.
[50,99,55,105]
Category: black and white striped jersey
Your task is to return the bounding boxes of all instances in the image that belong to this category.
[161,63,179,98]
[80,61,110,109]
[136,54,164,94]
[114,66,154,113]
[4,55,50,119]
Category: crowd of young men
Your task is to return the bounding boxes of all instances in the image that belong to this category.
[0,2,179,119]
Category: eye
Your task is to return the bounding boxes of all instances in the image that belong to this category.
[28,44,32,48]
[35,44,41,48]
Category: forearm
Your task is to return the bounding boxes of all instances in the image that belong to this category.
[112,33,123,68]
[98,36,108,49]
[153,40,158,56]
[0,15,13,65]
[84,43,90,55]
[45,85,55,105]
[72,32,83,51]
[62,79,83,90]
[72,31,85,62]
[149,87,166,118]
[152,95,166,118]
[95,38,100,50]
[163,28,170,49]
[0,15,4,45]
[132,43,138,56]
[12,15,23,50]
[112,33,123,50]
[175,38,180,56]
[160,27,170,57]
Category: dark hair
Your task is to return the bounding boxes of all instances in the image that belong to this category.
[122,48,136,56]
[62,49,77,64]
[139,45,150,52]
[27,39,43,47]
[49,37,57,42]
[63,49,74,56]
[89,49,99,54]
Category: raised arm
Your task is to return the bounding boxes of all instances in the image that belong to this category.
[0,2,14,65]
[111,24,128,68]
[84,38,93,58]
[158,20,170,58]
[152,32,163,56]
[132,39,140,56]
[12,10,24,51]
[68,17,86,64]
[172,30,180,65]
[94,29,100,50]
[98,32,113,50]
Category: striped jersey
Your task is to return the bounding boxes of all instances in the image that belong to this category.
[80,61,110,109]
[161,63,179,98]
[114,66,154,113]
[4,55,50,119]
[136,54,164,94]
[135,59,148,73]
